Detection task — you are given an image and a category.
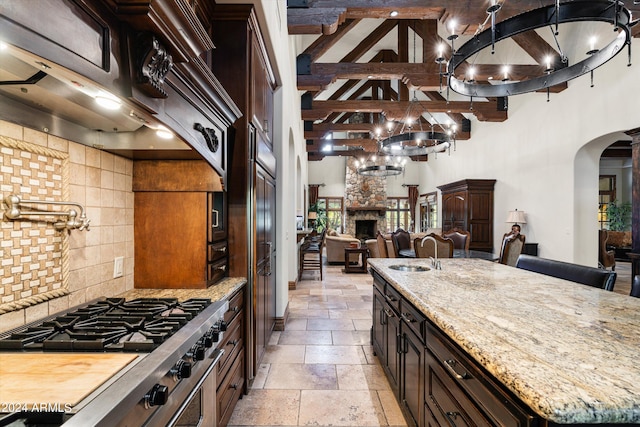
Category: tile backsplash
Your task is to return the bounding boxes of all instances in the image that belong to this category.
[0,120,134,332]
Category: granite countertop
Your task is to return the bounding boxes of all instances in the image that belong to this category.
[367,258,640,425]
[117,277,246,302]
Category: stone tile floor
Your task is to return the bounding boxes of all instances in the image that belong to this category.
[228,263,407,427]
[228,259,633,427]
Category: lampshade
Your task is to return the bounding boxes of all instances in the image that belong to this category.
[308,212,318,220]
[506,209,526,224]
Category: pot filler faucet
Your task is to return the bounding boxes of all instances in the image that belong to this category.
[2,194,91,231]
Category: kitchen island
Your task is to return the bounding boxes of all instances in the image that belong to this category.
[367,258,640,426]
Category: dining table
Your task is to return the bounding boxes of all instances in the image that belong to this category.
[398,248,499,261]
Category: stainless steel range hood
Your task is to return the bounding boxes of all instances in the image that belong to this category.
[0,42,199,160]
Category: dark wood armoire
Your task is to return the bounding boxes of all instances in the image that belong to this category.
[210,4,277,395]
[438,179,496,253]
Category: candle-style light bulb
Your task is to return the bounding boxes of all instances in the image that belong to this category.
[468,67,475,81]
[502,65,510,80]
[589,36,597,52]
[449,19,457,35]
[545,56,552,70]
[437,44,444,58]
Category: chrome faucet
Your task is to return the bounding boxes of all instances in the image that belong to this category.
[428,256,442,270]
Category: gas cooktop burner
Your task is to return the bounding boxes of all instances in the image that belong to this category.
[0,298,212,352]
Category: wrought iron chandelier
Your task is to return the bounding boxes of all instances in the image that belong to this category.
[376,95,455,157]
[354,144,407,177]
[443,0,633,99]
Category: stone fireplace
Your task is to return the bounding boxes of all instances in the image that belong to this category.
[344,158,387,237]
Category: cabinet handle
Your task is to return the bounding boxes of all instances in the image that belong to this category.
[383,308,395,318]
[445,411,461,427]
[211,209,219,228]
[444,359,469,380]
[401,312,415,323]
[230,383,238,390]
[227,339,239,347]
[231,305,239,312]
[396,334,402,354]
[385,293,397,302]
[379,309,386,326]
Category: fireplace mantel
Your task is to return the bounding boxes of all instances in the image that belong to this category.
[346,206,386,216]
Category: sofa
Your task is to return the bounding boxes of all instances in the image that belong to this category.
[325,231,361,264]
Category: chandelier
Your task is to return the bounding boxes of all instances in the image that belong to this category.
[376,94,455,157]
[354,145,406,177]
[444,0,633,99]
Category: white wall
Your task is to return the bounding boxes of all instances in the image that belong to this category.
[416,40,640,264]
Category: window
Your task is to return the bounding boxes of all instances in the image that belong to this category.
[316,197,344,232]
[598,175,616,229]
[386,197,411,232]
[419,192,438,232]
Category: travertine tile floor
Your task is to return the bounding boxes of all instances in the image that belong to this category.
[228,263,407,427]
[228,259,633,427]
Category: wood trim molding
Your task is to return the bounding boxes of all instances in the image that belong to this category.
[273,302,290,331]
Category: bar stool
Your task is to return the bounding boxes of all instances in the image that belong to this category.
[298,230,325,281]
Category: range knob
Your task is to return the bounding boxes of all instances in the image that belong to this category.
[144,384,168,408]
[217,319,228,332]
[187,343,205,361]
[170,359,192,380]
[206,327,220,344]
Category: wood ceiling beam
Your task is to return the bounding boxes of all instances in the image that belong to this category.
[341,19,399,62]
[298,62,442,91]
[302,99,506,122]
[302,19,362,61]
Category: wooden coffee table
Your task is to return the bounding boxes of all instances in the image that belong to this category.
[344,247,369,273]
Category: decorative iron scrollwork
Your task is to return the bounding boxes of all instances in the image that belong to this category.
[136,32,173,98]
[194,123,219,153]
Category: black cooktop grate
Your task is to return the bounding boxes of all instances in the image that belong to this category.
[0,298,211,352]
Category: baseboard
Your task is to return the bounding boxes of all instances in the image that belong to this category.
[273,302,289,331]
[288,279,297,290]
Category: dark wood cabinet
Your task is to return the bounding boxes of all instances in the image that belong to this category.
[210,5,277,380]
[373,271,537,427]
[133,160,227,288]
[438,179,496,252]
[372,271,425,426]
[217,285,246,427]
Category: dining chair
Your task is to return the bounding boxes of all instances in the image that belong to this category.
[414,235,454,259]
[499,234,526,266]
[443,228,471,251]
[391,228,411,258]
[376,231,389,258]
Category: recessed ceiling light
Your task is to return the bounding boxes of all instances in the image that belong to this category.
[0,41,8,50]
[156,125,173,139]
[390,10,398,17]
[95,94,121,110]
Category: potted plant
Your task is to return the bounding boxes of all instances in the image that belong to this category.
[607,201,631,231]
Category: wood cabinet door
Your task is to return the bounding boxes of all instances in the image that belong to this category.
[402,326,425,427]
[442,192,467,231]
[255,163,276,365]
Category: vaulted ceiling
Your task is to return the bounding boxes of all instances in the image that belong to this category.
[288,0,640,161]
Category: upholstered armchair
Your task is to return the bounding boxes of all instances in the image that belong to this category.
[598,229,616,271]
[325,232,361,264]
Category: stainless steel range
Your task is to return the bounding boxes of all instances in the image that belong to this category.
[0,297,229,426]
